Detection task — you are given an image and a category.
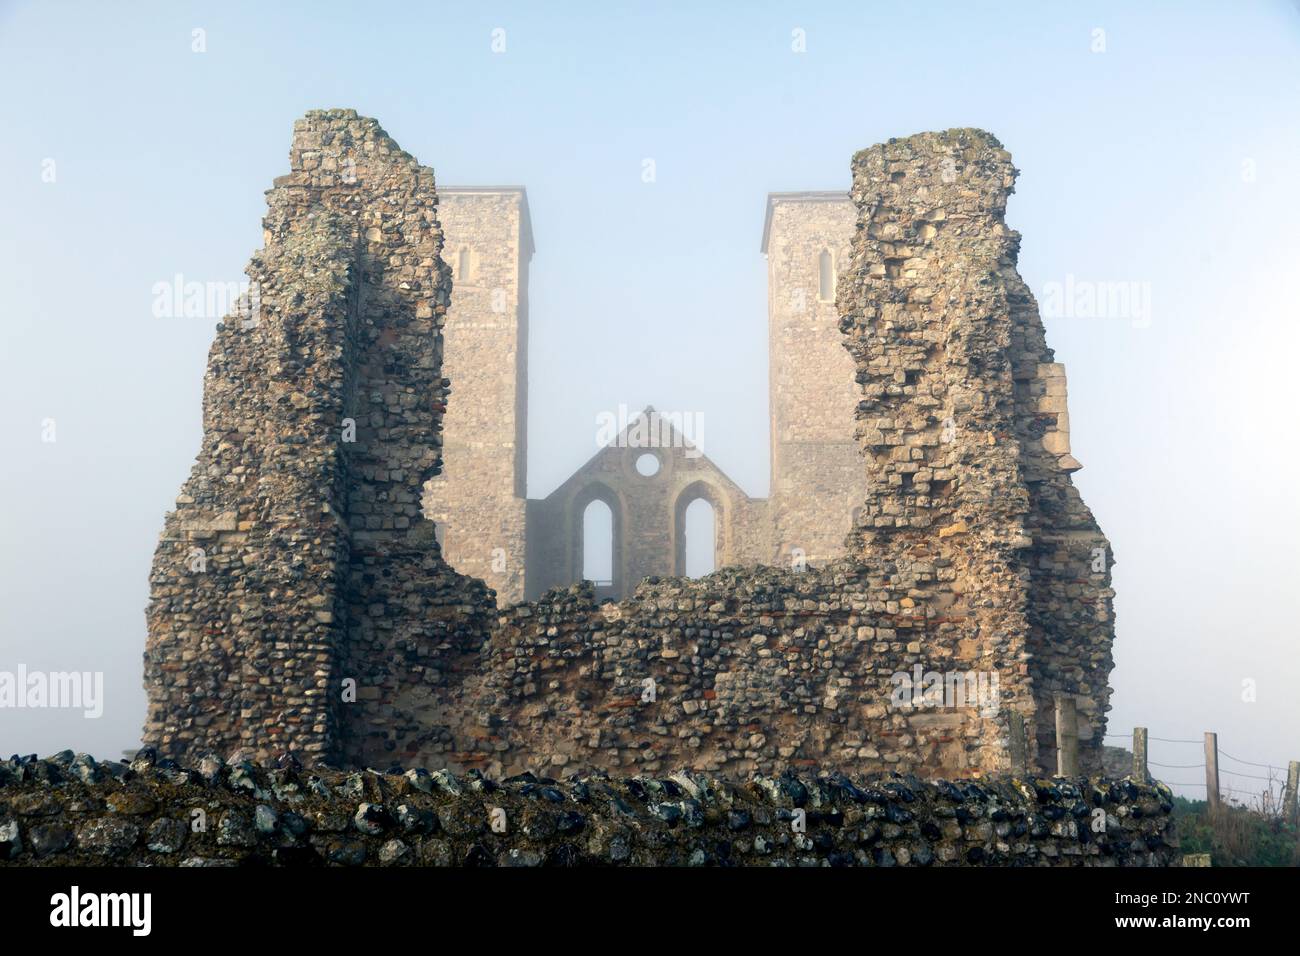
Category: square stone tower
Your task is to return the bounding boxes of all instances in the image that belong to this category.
[762,192,869,567]
[422,187,533,604]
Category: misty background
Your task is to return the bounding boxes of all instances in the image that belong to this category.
[1,0,1297,801]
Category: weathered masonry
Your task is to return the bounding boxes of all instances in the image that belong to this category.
[144,112,1114,785]
[421,188,532,605]
[0,754,1178,868]
[143,111,495,765]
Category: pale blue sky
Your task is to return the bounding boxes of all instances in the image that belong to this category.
[1,1,1298,799]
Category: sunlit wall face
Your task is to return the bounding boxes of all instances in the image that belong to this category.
[1,1,1297,801]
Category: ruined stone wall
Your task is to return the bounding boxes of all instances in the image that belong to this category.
[763,193,869,569]
[429,570,1021,781]
[838,128,1114,774]
[144,110,493,769]
[144,116,1112,784]
[422,189,531,605]
[0,753,1179,867]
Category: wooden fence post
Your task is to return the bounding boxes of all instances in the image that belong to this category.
[1204,732,1220,811]
[1284,761,1299,825]
[1055,695,1078,777]
[1007,710,1027,776]
[1132,727,1149,782]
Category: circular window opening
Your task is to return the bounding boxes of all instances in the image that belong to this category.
[635,453,661,477]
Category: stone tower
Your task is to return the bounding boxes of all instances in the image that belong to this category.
[838,129,1115,773]
[762,193,869,567]
[422,188,533,605]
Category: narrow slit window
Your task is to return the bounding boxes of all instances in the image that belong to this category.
[818,249,834,301]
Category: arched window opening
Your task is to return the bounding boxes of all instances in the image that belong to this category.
[457,247,472,283]
[818,249,834,301]
[582,499,613,586]
[683,498,716,578]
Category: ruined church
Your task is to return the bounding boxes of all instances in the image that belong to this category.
[143,111,1115,784]
[425,187,869,604]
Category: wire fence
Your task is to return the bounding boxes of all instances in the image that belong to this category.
[1103,729,1297,814]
